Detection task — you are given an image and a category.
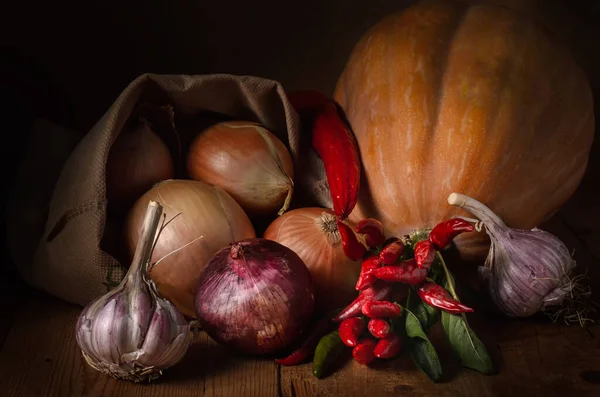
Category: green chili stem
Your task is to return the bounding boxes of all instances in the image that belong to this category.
[436,251,472,326]
[435,251,459,300]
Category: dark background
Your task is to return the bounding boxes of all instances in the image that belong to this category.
[1,0,600,307]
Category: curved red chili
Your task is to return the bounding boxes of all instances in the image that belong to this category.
[429,218,475,250]
[362,300,402,318]
[337,220,367,261]
[379,238,405,265]
[367,318,391,339]
[372,259,427,285]
[355,218,386,248]
[287,90,361,220]
[414,240,436,269]
[352,338,377,365]
[339,317,366,347]
[373,333,402,359]
[355,255,381,291]
[332,281,393,322]
[417,282,474,314]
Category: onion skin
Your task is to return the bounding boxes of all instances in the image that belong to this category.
[124,179,256,318]
[194,238,315,356]
[263,208,361,313]
[106,120,174,214]
[187,121,294,217]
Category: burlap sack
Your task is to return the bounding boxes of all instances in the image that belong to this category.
[8,73,332,307]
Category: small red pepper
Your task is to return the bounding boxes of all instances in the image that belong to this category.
[287,90,361,220]
[367,318,390,339]
[379,238,405,265]
[332,281,393,322]
[352,338,377,365]
[339,317,366,347]
[373,333,402,359]
[355,218,385,248]
[417,282,474,314]
[337,220,367,261]
[355,255,381,291]
[362,300,402,318]
[429,218,475,250]
[414,240,436,269]
[274,315,331,365]
[372,259,427,285]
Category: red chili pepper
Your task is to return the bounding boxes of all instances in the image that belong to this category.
[355,218,385,248]
[373,333,402,359]
[332,281,393,322]
[337,220,367,261]
[417,282,474,314]
[274,315,331,365]
[355,255,381,291]
[429,218,475,250]
[362,300,402,318]
[379,238,405,265]
[287,90,361,220]
[372,259,427,285]
[367,318,390,339]
[414,240,436,269]
[338,317,366,347]
[352,338,377,365]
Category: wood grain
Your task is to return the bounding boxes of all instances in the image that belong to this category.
[279,318,600,397]
[0,295,278,397]
[0,289,598,397]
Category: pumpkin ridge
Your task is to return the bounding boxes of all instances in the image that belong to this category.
[459,8,533,205]
[423,2,470,225]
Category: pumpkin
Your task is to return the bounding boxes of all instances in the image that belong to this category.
[334,0,594,261]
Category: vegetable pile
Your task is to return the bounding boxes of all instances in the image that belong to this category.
[74,0,596,385]
[276,214,496,380]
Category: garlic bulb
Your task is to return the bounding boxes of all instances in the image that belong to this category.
[447,192,576,318]
[75,201,191,382]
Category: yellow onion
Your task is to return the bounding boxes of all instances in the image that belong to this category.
[186,121,294,217]
[124,179,256,318]
[263,207,361,312]
[106,119,174,215]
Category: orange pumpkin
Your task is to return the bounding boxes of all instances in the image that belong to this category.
[334,0,594,261]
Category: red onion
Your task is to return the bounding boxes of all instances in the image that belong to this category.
[194,238,315,355]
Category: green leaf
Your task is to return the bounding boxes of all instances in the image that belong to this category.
[404,308,443,382]
[412,298,440,333]
[441,311,495,374]
[400,243,414,261]
[406,289,440,333]
[428,256,446,285]
[439,275,495,375]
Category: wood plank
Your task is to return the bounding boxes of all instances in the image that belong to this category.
[0,295,278,397]
[279,317,600,397]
